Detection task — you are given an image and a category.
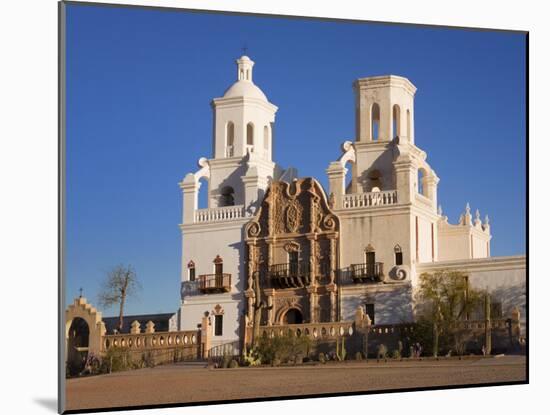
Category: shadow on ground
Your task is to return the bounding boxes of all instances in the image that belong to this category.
[34,398,57,413]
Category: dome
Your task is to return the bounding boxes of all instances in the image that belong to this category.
[223,80,268,101]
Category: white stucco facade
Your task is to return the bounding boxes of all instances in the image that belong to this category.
[174,56,526,345]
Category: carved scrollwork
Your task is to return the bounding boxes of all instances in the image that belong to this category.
[248,221,261,238]
[323,214,337,231]
[283,242,300,253]
[286,201,302,233]
[389,265,410,281]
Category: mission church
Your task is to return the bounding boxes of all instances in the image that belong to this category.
[172,55,526,349]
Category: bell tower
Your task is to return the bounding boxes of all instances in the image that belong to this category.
[211,56,277,162]
[354,75,417,144]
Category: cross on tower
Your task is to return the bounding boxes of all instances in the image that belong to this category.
[241,44,248,55]
[79,287,83,298]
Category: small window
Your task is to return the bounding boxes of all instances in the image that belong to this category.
[220,186,235,207]
[417,168,427,196]
[289,251,299,274]
[226,122,235,157]
[188,261,196,282]
[491,302,503,318]
[365,304,375,325]
[371,103,380,141]
[392,104,401,138]
[214,315,223,336]
[246,123,254,146]
[394,245,403,266]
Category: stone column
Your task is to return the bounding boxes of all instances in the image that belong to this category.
[307,287,317,323]
[393,158,416,204]
[327,284,337,322]
[130,320,141,334]
[145,321,155,334]
[423,174,440,211]
[179,173,200,224]
[242,166,260,213]
[200,313,211,359]
[309,236,317,287]
[329,235,337,284]
[245,290,255,321]
[265,289,275,326]
[326,162,347,209]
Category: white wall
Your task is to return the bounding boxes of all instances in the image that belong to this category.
[341,284,414,324]
[417,256,526,333]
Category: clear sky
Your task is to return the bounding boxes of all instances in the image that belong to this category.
[65,3,526,316]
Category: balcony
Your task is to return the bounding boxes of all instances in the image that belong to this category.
[350,262,384,283]
[197,274,232,294]
[194,205,245,223]
[268,262,311,288]
[342,190,398,209]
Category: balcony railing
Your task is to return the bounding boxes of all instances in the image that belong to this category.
[342,190,398,209]
[194,205,245,223]
[350,262,384,283]
[268,262,311,288]
[197,274,231,294]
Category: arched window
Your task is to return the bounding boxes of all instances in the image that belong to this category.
[246,122,254,151]
[394,245,403,266]
[187,261,196,282]
[406,109,411,138]
[371,103,380,141]
[367,169,382,192]
[392,105,401,138]
[417,168,427,196]
[220,186,235,207]
[226,122,234,157]
[364,244,376,278]
[213,255,223,275]
[263,125,269,154]
[197,176,209,209]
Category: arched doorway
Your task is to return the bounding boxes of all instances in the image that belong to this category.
[67,317,90,376]
[283,308,303,325]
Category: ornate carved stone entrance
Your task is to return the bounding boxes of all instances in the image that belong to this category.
[244,177,341,326]
[283,308,303,324]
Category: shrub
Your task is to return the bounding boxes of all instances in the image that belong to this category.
[336,338,347,361]
[222,352,232,369]
[104,347,131,373]
[318,352,326,363]
[229,359,239,368]
[257,333,311,365]
[392,349,401,359]
[355,351,363,361]
[141,351,156,368]
[242,346,262,366]
[377,344,388,360]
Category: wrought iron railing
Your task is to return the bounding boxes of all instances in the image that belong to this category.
[268,262,311,288]
[198,274,231,293]
[350,262,384,283]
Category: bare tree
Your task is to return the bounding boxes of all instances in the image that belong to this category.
[98,264,141,332]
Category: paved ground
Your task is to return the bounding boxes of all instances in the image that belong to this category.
[65,355,526,412]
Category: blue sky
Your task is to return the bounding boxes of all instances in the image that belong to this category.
[65,4,526,316]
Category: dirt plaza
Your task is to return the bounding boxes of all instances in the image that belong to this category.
[65,355,526,411]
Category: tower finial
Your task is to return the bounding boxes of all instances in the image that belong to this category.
[236,55,254,82]
[484,214,490,225]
